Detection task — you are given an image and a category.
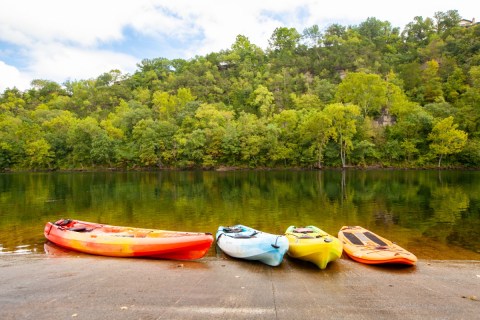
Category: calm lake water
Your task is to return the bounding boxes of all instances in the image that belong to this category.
[1,170,479,260]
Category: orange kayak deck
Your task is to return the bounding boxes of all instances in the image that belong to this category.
[338,226,417,266]
[44,219,214,260]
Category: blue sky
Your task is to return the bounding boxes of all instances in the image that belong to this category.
[0,0,477,92]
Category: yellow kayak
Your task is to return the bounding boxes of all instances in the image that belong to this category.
[285,225,343,269]
[338,226,417,266]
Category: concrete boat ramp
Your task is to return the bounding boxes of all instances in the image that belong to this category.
[0,252,479,320]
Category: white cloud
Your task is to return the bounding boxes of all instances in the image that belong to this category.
[1,0,147,46]
[0,61,31,92]
[27,43,139,82]
[0,0,478,92]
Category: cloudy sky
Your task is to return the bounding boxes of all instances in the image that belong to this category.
[0,0,476,92]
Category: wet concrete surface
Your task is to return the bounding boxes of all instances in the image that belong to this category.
[0,247,479,320]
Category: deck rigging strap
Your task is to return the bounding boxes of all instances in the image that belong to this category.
[222,231,258,239]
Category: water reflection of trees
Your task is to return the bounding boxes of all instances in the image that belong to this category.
[0,170,479,255]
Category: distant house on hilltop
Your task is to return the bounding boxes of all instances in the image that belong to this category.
[459,18,478,27]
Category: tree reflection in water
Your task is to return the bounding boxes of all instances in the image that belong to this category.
[0,170,479,259]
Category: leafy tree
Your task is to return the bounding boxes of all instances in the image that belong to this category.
[424,102,456,119]
[271,110,300,166]
[0,89,26,115]
[42,111,77,168]
[0,115,22,169]
[134,57,173,87]
[155,87,198,123]
[229,78,255,113]
[230,34,265,74]
[402,16,435,47]
[132,119,160,167]
[66,117,102,167]
[251,85,275,118]
[357,17,401,60]
[456,138,480,166]
[433,10,461,37]
[353,140,377,166]
[401,139,419,164]
[290,93,323,110]
[336,72,387,117]
[111,99,153,136]
[398,62,423,102]
[24,138,53,169]
[387,105,433,164]
[133,88,151,106]
[222,121,241,166]
[28,79,66,106]
[310,78,337,105]
[421,59,444,103]
[444,67,467,102]
[456,66,480,136]
[175,128,206,167]
[192,103,234,167]
[302,25,323,48]
[385,72,417,115]
[235,112,268,167]
[156,120,178,167]
[152,91,177,120]
[428,116,468,167]
[1,12,480,169]
[323,24,346,47]
[299,110,334,168]
[268,27,301,54]
[324,103,361,167]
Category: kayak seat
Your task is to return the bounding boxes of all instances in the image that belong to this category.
[54,219,72,226]
[292,227,313,233]
[233,231,258,238]
[223,227,244,233]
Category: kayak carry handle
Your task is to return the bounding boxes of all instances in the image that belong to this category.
[271,235,283,249]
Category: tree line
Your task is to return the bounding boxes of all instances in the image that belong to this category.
[0,10,479,170]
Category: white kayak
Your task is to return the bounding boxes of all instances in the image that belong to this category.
[216,225,289,266]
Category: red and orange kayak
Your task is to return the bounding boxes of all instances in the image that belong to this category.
[44,219,214,260]
[338,226,417,266]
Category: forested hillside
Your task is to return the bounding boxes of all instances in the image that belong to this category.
[1,10,479,170]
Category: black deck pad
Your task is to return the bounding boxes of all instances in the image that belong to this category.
[363,232,388,246]
[343,232,364,245]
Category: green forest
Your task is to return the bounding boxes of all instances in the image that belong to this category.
[1,10,479,171]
